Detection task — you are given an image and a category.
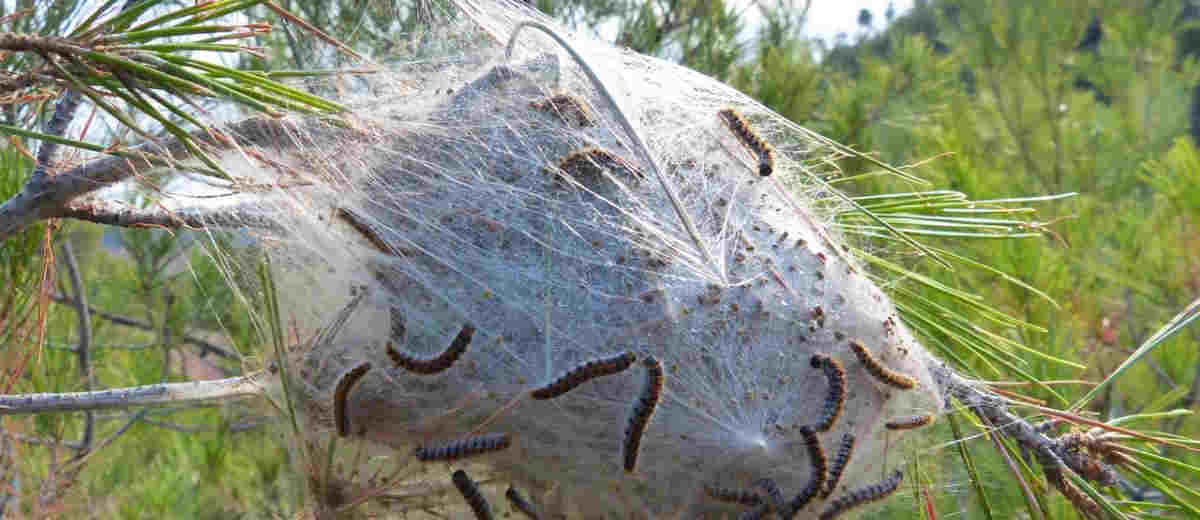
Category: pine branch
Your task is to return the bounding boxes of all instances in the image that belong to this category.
[0,373,267,416]
[0,116,302,243]
[48,292,238,360]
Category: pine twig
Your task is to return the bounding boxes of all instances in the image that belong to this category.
[0,373,267,416]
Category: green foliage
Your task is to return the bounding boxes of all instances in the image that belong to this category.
[2,0,1198,518]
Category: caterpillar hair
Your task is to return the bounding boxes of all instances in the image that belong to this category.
[554,147,645,183]
[333,361,371,437]
[414,433,512,462]
[717,108,775,177]
[452,469,495,520]
[704,484,763,507]
[505,486,542,520]
[818,469,903,520]
[810,354,846,432]
[849,339,918,390]
[386,323,475,375]
[530,92,595,127]
[623,356,664,473]
[787,425,827,513]
[885,414,935,431]
[530,351,637,400]
[821,433,856,499]
[753,478,787,513]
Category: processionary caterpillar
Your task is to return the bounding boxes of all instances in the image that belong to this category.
[333,361,371,437]
[810,353,846,432]
[821,433,856,499]
[885,414,935,431]
[389,306,405,340]
[753,478,787,514]
[530,351,637,400]
[718,108,775,177]
[414,433,511,462]
[530,92,595,127]
[849,339,918,390]
[623,356,664,473]
[1045,465,1103,519]
[704,484,763,507]
[819,469,903,520]
[554,147,645,184]
[335,208,396,255]
[788,425,827,512]
[505,487,542,520]
[452,469,495,520]
[386,323,475,375]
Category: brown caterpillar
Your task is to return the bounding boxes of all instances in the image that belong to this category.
[386,323,475,375]
[849,339,917,390]
[333,361,371,437]
[553,147,645,184]
[414,433,511,462]
[753,478,787,513]
[1045,465,1102,519]
[505,486,542,520]
[787,425,827,513]
[388,306,406,340]
[623,356,664,473]
[821,433,856,499]
[704,484,763,507]
[885,414,935,431]
[818,469,903,520]
[452,469,495,520]
[530,92,595,127]
[718,108,775,177]
[335,208,396,255]
[530,351,637,400]
[810,354,846,432]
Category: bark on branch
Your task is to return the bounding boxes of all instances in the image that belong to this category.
[0,117,307,243]
[0,373,268,416]
[49,292,239,359]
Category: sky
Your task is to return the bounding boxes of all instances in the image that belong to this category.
[803,0,913,41]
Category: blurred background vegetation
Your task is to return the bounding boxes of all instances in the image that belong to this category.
[1,0,1198,518]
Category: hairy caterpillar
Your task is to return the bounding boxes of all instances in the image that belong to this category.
[386,323,475,375]
[530,351,637,400]
[704,484,763,507]
[849,339,918,390]
[819,469,903,520]
[553,147,645,184]
[787,424,827,513]
[1045,465,1102,519]
[335,208,395,255]
[530,92,595,127]
[452,469,495,520]
[885,414,935,431]
[388,306,405,340]
[414,433,512,462]
[821,433,856,499]
[810,354,846,432]
[623,355,664,473]
[753,477,787,513]
[333,361,371,437]
[717,108,775,176]
[505,486,542,520]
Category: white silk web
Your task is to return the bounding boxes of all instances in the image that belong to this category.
[181,1,954,517]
